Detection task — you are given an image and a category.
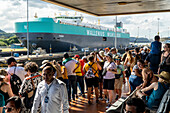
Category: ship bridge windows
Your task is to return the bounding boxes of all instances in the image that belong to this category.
[37,37,43,39]
[103,37,107,41]
[56,17,81,19]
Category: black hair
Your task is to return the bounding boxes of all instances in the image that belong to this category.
[137,59,145,64]
[154,35,160,41]
[125,47,129,52]
[135,47,140,53]
[7,57,16,65]
[63,52,69,59]
[165,43,170,48]
[88,55,94,62]
[6,96,22,110]
[126,98,145,113]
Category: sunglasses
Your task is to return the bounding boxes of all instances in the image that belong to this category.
[3,106,14,112]
[115,59,120,61]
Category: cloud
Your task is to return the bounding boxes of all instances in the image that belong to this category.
[12,1,21,6]
[0,0,170,39]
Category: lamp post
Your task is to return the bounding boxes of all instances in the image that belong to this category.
[114,16,117,48]
[168,27,169,37]
[157,18,160,35]
[149,28,151,39]
[27,0,29,58]
[137,27,139,38]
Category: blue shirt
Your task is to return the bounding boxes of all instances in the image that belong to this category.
[150,41,162,54]
[146,82,168,108]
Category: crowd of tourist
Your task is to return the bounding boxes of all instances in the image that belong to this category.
[0,35,169,113]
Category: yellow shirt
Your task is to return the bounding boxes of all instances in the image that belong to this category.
[61,66,68,79]
[75,63,82,76]
[84,61,99,77]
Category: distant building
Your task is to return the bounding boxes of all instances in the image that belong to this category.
[160,37,170,42]
[130,37,151,43]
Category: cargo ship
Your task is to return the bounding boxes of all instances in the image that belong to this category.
[15,15,130,53]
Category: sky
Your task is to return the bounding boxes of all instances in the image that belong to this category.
[0,0,170,39]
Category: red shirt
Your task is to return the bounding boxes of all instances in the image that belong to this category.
[79,59,85,75]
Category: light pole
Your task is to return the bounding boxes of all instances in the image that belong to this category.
[157,18,160,35]
[115,16,117,48]
[149,28,151,39]
[27,0,29,58]
[137,27,139,38]
[168,27,169,37]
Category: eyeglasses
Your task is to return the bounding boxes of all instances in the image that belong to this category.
[3,106,14,112]
[123,109,133,113]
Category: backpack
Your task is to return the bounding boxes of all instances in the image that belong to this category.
[24,74,41,109]
[9,67,22,96]
[85,62,97,79]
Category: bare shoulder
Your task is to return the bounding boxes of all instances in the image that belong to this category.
[151,82,158,90]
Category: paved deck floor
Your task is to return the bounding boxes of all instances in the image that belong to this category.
[69,79,129,113]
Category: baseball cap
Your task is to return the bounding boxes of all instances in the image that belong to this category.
[74,55,80,58]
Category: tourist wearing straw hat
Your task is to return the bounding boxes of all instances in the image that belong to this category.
[136,71,170,109]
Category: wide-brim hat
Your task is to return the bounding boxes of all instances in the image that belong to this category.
[99,51,105,57]
[0,75,5,79]
[154,71,170,83]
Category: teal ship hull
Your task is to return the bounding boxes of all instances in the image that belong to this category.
[15,18,130,53]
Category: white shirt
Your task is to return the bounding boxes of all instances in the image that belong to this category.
[103,61,117,79]
[7,66,27,82]
[31,79,69,113]
[64,59,78,76]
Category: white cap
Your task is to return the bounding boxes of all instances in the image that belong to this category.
[82,56,87,60]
